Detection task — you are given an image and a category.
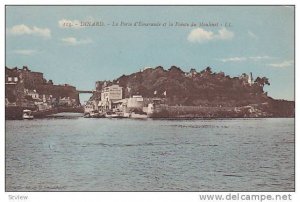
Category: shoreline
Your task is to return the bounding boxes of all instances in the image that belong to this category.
[5,113,295,121]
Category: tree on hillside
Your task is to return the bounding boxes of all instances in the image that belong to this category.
[255,77,270,87]
[205,66,212,73]
[200,66,212,75]
[168,66,184,75]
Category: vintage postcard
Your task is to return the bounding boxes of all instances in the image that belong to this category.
[5,5,294,193]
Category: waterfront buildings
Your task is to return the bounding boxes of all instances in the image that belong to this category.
[85,81,161,117]
[5,66,80,110]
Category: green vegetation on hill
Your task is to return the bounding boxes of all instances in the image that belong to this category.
[107,66,270,107]
[92,65,294,117]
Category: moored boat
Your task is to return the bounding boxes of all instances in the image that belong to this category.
[23,109,34,120]
[84,110,105,118]
[130,112,148,119]
[105,111,124,118]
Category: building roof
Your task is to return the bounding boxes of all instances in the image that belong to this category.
[112,99,128,104]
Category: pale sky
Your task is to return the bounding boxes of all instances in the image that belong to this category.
[6,6,294,102]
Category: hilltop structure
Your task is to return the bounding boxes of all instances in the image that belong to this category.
[5,66,80,111]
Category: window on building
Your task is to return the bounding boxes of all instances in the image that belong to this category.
[8,77,12,82]
[14,77,18,82]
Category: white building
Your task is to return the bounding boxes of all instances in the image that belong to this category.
[248,72,253,86]
[6,76,18,84]
[127,95,144,109]
[59,97,76,107]
[84,100,98,113]
[101,84,122,101]
[24,89,39,100]
[100,84,123,109]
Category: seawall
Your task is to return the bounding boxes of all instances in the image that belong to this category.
[5,106,84,120]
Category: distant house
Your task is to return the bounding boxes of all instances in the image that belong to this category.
[24,89,39,100]
[5,66,20,84]
[111,99,128,112]
[42,94,52,103]
[84,100,98,113]
[59,97,76,107]
[24,89,53,111]
[6,75,19,84]
[239,72,253,86]
[127,95,144,109]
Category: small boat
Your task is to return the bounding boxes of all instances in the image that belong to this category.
[130,112,148,119]
[105,110,127,118]
[105,111,121,118]
[23,109,34,119]
[83,113,91,118]
[84,110,105,118]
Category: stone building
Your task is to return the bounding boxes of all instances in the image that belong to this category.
[20,66,45,89]
[5,67,25,106]
[99,84,123,110]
